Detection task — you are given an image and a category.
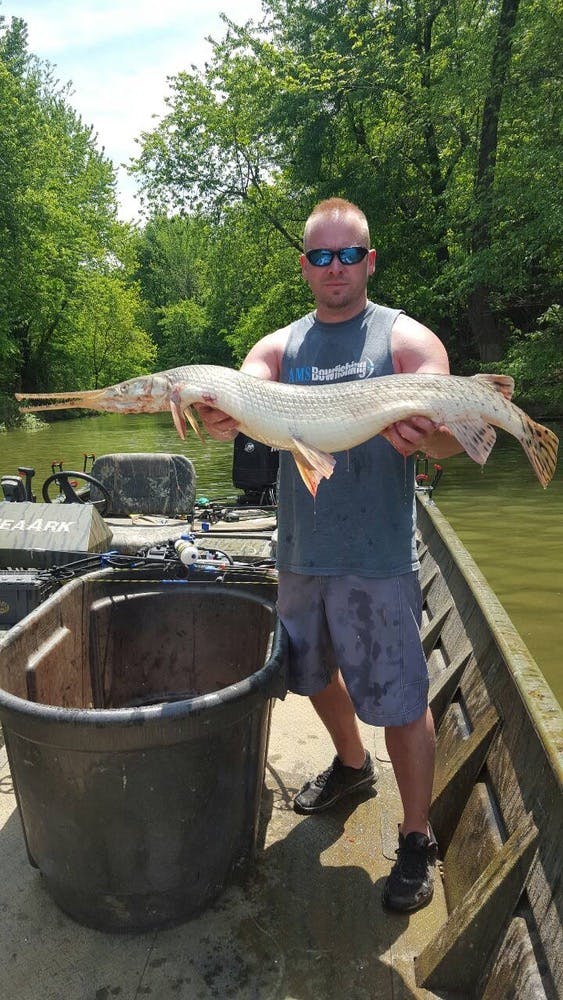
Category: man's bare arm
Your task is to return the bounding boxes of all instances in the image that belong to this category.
[194,329,286,439]
[380,314,464,459]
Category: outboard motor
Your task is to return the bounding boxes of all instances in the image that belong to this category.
[232,433,279,506]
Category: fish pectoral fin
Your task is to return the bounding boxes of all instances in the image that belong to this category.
[170,396,187,439]
[472,373,515,400]
[447,418,497,467]
[184,404,206,443]
[291,439,336,498]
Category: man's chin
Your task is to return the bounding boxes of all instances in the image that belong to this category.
[322,290,351,309]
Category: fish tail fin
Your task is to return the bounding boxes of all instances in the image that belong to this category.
[469,373,558,485]
[519,415,559,488]
[471,373,515,400]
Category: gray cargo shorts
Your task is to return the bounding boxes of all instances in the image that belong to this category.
[277,571,429,727]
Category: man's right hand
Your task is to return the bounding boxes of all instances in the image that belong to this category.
[193,402,239,441]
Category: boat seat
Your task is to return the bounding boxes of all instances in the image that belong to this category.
[90,453,196,517]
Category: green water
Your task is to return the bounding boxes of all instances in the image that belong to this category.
[2,413,562,705]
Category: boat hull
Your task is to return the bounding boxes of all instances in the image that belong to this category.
[0,495,560,996]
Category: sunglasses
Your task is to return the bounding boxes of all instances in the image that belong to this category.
[305,246,369,267]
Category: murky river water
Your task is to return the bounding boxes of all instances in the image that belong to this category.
[2,413,561,704]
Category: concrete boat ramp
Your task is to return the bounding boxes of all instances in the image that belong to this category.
[0,692,446,1000]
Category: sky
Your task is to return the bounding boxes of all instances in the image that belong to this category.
[3,1,265,220]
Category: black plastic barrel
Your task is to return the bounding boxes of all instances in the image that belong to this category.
[0,572,287,930]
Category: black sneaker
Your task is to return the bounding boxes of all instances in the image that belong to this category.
[293,751,376,815]
[382,829,439,912]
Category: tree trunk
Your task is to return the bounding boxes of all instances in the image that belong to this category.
[415,4,451,267]
[468,0,520,362]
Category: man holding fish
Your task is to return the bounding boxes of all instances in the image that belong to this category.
[16,199,557,910]
[196,198,464,913]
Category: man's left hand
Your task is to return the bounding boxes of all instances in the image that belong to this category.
[381,417,438,457]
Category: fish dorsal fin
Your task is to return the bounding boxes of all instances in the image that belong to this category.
[291,438,336,498]
[447,418,497,467]
[471,373,514,400]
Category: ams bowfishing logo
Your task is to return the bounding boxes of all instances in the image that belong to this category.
[287,358,375,383]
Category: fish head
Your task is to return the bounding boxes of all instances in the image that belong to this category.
[15,373,174,413]
[95,374,173,413]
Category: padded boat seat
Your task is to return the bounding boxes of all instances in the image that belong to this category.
[90,453,196,517]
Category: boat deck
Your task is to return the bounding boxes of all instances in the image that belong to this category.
[1,496,560,998]
[0,692,446,1000]
[104,511,278,558]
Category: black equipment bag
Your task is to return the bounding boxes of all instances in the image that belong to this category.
[232,433,279,492]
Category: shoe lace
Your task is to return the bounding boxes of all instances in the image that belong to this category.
[395,840,433,880]
[312,764,335,789]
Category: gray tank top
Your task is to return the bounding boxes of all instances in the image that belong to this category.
[277,301,419,577]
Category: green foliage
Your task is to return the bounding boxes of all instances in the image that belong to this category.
[2,3,560,422]
[52,270,156,389]
[0,13,154,404]
[158,299,230,369]
[131,0,561,376]
[486,307,563,415]
[0,390,20,430]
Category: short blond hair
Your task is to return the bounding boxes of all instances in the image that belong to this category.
[303,198,370,250]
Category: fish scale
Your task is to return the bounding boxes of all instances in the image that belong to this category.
[16,365,559,496]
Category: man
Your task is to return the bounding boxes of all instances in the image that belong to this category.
[197,198,462,912]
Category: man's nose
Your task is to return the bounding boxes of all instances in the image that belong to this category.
[327,255,344,274]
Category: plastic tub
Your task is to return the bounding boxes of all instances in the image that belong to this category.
[0,571,287,930]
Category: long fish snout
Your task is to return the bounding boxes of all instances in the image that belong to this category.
[15,387,109,412]
[15,374,173,414]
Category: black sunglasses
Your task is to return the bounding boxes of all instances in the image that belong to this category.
[305,246,369,267]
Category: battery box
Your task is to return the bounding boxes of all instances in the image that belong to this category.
[0,571,58,628]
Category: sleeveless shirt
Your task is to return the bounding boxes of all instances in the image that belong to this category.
[277,301,419,577]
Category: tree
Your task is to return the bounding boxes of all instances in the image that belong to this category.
[468,0,521,360]
[0,15,130,395]
[52,269,156,389]
[132,0,562,368]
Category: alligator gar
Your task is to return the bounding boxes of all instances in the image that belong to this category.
[16,366,559,495]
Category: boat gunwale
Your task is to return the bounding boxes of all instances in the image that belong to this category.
[418,494,562,787]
